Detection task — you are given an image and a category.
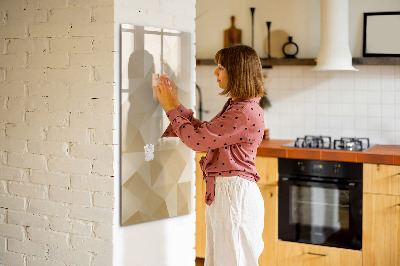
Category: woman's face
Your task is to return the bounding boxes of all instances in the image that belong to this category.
[214,64,228,89]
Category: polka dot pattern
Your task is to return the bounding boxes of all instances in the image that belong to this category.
[161,97,265,205]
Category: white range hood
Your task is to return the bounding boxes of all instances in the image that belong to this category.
[314,0,358,71]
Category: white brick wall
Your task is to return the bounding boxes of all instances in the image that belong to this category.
[114,0,197,265]
[0,0,115,265]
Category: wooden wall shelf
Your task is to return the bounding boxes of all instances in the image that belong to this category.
[196,57,400,67]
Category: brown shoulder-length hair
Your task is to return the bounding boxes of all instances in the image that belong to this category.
[214,44,266,99]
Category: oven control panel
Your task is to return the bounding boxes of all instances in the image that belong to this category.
[281,158,362,180]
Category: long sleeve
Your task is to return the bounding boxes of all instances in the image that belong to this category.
[161,103,202,138]
[165,105,249,152]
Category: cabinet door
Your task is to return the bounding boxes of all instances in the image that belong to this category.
[364,164,400,196]
[255,156,278,186]
[277,241,362,266]
[363,193,400,266]
[195,152,207,258]
[259,185,278,266]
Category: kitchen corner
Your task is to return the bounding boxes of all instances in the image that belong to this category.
[257,139,400,165]
[196,140,400,265]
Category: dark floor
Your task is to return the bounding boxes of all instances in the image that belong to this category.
[195,257,205,266]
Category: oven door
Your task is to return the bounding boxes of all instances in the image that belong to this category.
[278,176,362,250]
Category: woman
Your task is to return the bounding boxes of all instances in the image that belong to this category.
[153,44,266,266]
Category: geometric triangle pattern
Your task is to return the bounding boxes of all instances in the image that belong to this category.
[120,24,193,226]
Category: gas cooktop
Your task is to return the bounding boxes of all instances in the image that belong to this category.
[282,135,375,151]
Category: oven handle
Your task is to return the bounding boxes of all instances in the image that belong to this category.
[280,177,357,189]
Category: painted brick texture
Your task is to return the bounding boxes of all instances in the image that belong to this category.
[0,0,115,265]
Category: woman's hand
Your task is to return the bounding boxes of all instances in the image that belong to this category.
[153,78,175,113]
[160,75,180,108]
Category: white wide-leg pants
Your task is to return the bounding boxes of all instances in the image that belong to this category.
[205,176,264,266]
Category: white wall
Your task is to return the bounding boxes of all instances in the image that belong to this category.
[0,0,115,265]
[196,0,400,145]
[113,1,197,266]
[196,0,400,58]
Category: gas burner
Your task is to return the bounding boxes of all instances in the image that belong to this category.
[295,135,332,149]
[333,137,370,151]
[283,136,372,151]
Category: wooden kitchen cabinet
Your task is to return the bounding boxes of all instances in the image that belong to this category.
[195,152,207,258]
[363,193,400,266]
[276,241,362,266]
[255,156,278,186]
[363,163,400,196]
[256,156,278,266]
[258,184,278,266]
[363,163,400,266]
[195,154,279,265]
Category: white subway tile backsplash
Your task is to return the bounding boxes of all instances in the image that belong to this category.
[396,131,400,144]
[342,117,355,129]
[280,114,292,127]
[355,89,368,104]
[316,115,330,128]
[291,67,303,78]
[341,104,355,116]
[382,105,395,118]
[340,70,355,81]
[368,117,382,131]
[381,66,395,77]
[316,89,329,103]
[355,128,368,138]
[329,116,342,129]
[330,89,342,104]
[196,65,400,144]
[382,90,395,104]
[396,105,400,117]
[367,104,382,118]
[304,90,316,104]
[341,89,355,104]
[303,67,316,78]
[315,73,329,85]
[368,130,382,144]
[382,78,395,91]
[355,117,368,130]
[292,92,304,103]
[354,72,368,91]
[279,77,291,89]
[395,66,400,78]
[382,117,396,131]
[367,77,381,91]
[316,103,329,116]
[277,67,292,78]
[355,104,368,117]
[291,78,304,90]
[396,90,400,104]
[382,131,396,144]
[367,91,381,105]
[304,102,316,115]
[328,74,341,89]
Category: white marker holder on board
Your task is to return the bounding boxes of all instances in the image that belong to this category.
[144,144,155,161]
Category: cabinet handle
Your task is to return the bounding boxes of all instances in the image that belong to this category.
[307,252,328,256]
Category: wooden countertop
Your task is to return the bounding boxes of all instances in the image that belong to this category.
[256,139,400,165]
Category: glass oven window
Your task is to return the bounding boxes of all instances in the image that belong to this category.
[290,186,350,230]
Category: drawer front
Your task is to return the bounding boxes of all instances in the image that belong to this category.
[364,164,400,196]
[277,241,362,266]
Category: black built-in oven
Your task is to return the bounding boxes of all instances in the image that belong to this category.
[278,158,363,250]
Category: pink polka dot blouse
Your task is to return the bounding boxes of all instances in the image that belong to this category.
[161,97,265,205]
